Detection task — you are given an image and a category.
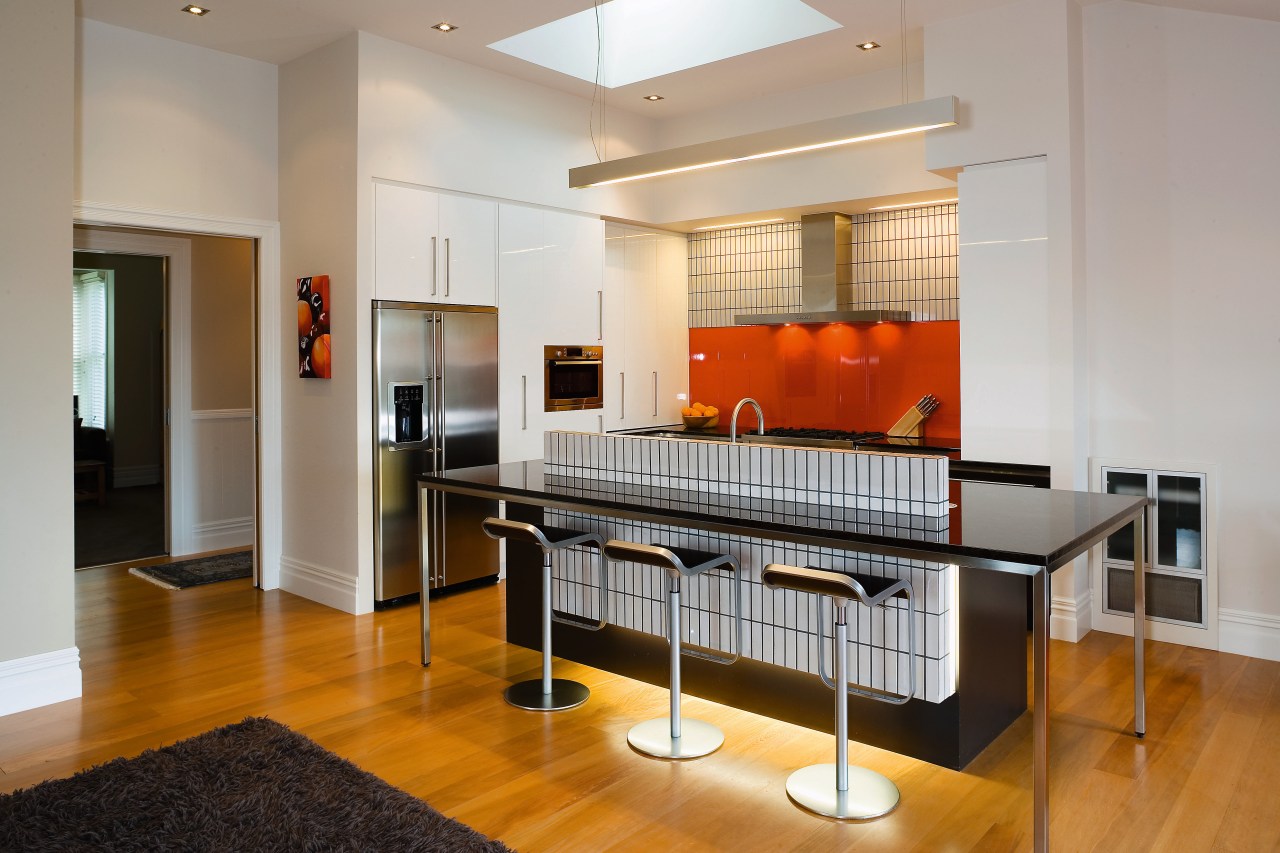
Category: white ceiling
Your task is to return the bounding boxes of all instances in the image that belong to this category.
[77,0,1280,118]
[75,0,1279,225]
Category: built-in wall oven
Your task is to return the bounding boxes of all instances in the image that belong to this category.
[544,345,603,411]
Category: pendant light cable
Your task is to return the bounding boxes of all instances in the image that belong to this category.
[900,0,907,104]
[589,0,605,162]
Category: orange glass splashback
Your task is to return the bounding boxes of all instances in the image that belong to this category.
[688,321,960,437]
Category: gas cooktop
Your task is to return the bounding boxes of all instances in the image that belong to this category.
[762,427,887,442]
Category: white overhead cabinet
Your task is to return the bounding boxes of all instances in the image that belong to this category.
[373,182,497,306]
[603,223,689,431]
[497,203,604,462]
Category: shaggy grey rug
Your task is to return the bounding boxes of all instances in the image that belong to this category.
[0,717,513,852]
[128,550,253,590]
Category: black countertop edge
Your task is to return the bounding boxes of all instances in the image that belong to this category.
[420,460,1147,574]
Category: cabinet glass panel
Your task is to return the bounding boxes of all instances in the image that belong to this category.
[1156,474,1203,572]
[1104,469,1149,563]
[1106,565,1204,627]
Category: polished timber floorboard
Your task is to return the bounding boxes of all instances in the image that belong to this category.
[2,562,1278,852]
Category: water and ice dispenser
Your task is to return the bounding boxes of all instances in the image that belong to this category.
[389,382,426,447]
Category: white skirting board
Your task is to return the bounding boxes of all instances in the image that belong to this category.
[192,515,254,553]
[1220,609,1280,662]
[0,647,82,717]
[280,555,363,615]
[1050,589,1093,643]
[113,463,162,488]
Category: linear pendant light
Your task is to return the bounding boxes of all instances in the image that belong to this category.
[569,95,956,189]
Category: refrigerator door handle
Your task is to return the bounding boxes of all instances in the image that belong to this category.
[597,290,603,341]
[436,312,446,471]
[444,238,451,297]
[431,236,438,297]
[521,375,528,430]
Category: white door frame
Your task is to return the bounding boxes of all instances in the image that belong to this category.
[73,202,282,590]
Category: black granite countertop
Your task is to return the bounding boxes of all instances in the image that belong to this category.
[421,460,1145,574]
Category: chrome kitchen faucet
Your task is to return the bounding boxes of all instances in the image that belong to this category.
[730,398,765,443]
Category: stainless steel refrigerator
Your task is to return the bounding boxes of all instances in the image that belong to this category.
[373,300,499,607]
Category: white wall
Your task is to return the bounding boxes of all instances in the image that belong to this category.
[279,34,364,613]
[648,64,955,224]
[357,32,658,222]
[76,19,278,221]
[0,0,81,716]
[1084,2,1280,656]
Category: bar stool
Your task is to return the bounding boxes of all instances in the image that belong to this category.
[601,540,743,759]
[481,517,606,711]
[761,563,917,820]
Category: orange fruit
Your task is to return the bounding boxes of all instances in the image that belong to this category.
[682,406,697,417]
[704,406,718,417]
[312,334,332,378]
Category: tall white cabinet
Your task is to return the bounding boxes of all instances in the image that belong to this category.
[497,203,604,462]
[603,222,689,431]
[373,182,497,306]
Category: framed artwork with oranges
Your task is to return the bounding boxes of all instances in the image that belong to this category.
[297,275,331,378]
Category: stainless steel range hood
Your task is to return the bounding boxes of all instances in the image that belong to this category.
[734,212,911,326]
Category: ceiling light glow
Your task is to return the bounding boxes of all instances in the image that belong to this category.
[182,4,210,15]
[432,22,458,33]
[868,198,959,211]
[693,219,784,231]
[857,41,880,50]
[643,94,665,101]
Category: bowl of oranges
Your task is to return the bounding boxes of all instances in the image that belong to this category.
[681,402,719,429]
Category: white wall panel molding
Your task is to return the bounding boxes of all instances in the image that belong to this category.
[1220,609,1280,663]
[280,556,360,615]
[0,647,82,718]
[191,408,254,420]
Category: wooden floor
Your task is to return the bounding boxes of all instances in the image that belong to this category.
[2,564,1277,852]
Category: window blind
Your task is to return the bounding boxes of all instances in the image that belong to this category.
[73,271,107,429]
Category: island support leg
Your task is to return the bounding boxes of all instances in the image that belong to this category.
[1032,567,1049,853]
[1134,508,1146,737]
[419,486,433,666]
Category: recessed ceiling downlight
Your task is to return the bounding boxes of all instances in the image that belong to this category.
[432,22,458,33]
[857,41,880,50]
[182,4,210,16]
[643,94,665,101]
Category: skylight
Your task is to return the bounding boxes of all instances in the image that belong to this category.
[488,0,841,89]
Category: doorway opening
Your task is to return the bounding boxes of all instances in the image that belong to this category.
[72,226,259,573]
[72,258,167,568]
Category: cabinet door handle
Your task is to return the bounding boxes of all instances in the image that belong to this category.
[653,371,658,417]
[444,237,451,297]
[620,372,625,420]
[597,290,603,341]
[521,375,527,430]
[430,236,438,296]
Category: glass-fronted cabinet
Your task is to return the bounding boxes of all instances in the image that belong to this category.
[1100,466,1208,629]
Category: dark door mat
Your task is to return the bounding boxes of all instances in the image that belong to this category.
[129,550,253,589]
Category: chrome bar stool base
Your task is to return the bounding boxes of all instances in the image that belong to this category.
[505,678,590,712]
[627,717,724,760]
[786,763,900,820]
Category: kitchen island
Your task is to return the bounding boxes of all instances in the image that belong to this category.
[419,431,1147,852]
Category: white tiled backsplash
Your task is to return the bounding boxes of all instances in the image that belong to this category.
[540,431,956,703]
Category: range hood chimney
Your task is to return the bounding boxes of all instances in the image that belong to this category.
[734,212,911,326]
